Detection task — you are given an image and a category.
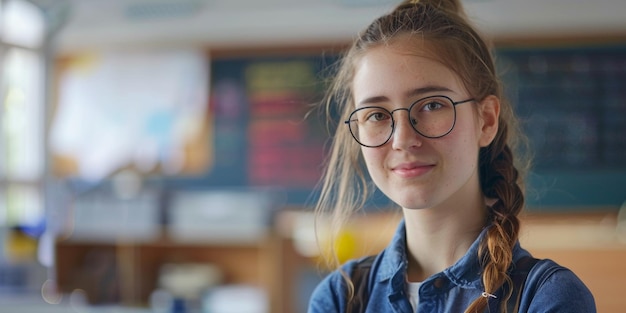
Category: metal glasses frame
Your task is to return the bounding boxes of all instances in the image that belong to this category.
[344,95,475,148]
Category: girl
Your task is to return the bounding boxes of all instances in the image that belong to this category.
[308,0,596,312]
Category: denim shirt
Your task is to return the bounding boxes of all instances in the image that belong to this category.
[308,220,596,313]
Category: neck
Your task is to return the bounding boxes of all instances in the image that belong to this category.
[402,192,487,282]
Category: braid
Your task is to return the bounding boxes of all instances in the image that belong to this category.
[465,120,525,313]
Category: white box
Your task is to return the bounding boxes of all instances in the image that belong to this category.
[167,189,280,244]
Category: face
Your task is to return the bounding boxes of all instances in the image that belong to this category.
[351,40,497,211]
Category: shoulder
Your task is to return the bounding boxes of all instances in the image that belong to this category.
[521,258,596,313]
[307,258,367,313]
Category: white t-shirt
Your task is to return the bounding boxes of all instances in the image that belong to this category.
[407,281,422,312]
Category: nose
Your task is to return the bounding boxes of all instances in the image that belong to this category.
[390,109,422,150]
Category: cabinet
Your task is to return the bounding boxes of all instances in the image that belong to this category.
[55,232,304,313]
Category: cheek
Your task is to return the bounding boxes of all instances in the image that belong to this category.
[361,148,385,173]
[439,120,481,165]
[450,111,482,148]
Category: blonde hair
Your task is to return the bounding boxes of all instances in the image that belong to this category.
[314,0,529,312]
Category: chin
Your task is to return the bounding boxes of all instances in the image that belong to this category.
[395,197,432,210]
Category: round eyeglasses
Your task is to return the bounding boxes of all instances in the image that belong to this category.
[344,95,475,148]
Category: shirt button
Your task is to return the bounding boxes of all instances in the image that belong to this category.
[433,277,447,288]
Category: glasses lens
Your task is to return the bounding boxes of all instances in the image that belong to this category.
[348,107,393,147]
[409,96,455,138]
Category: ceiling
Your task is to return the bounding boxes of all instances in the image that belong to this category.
[30,0,626,54]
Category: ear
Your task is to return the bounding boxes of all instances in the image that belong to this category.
[477,95,500,147]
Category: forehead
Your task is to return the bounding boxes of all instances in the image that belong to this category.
[351,39,464,104]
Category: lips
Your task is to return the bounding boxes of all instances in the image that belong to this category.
[391,162,435,178]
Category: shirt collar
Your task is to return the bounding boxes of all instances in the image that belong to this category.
[377,219,409,281]
[376,219,529,289]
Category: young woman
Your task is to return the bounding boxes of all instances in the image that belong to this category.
[308,0,596,312]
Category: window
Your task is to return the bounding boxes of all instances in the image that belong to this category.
[0,0,46,241]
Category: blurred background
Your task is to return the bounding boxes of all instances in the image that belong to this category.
[0,0,625,312]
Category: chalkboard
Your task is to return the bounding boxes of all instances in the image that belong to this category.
[497,45,626,208]
[165,53,337,205]
[167,45,626,209]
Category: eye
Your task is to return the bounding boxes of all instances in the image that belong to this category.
[422,101,444,111]
[357,107,391,123]
[367,111,390,121]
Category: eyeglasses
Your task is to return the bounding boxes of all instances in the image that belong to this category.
[344,95,475,148]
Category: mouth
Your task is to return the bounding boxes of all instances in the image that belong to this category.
[391,162,435,178]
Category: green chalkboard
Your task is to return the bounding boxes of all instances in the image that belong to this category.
[166,53,337,205]
[168,45,626,210]
[497,44,626,209]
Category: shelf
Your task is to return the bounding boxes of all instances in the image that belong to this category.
[55,232,302,313]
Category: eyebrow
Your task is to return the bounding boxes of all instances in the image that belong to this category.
[356,85,454,106]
